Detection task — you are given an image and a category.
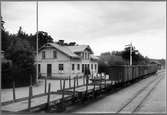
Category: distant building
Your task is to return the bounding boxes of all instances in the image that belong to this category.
[37,42,98,78]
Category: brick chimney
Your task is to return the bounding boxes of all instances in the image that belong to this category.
[58,40,64,45]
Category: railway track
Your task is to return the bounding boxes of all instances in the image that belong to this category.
[116,71,164,113]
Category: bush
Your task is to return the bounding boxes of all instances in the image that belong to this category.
[1,63,13,88]
[1,62,36,89]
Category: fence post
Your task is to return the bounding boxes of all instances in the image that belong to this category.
[87,75,89,85]
[60,79,62,90]
[92,71,93,79]
[57,79,66,112]
[30,75,32,86]
[77,75,79,86]
[45,77,47,94]
[13,81,16,102]
[64,79,66,89]
[100,74,102,93]
[73,78,76,97]
[110,74,112,86]
[86,75,88,93]
[62,79,65,101]
[47,83,51,110]
[69,76,71,88]
[83,76,85,85]
[93,75,96,98]
[105,74,106,88]
[28,85,32,111]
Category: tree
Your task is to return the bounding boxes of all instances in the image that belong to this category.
[98,52,127,73]
[1,17,10,51]
[5,38,36,86]
[98,45,151,73]
[1,16,5,30]
[37,31,54,49]
[111,51,122,56]
[1,30,10,51]
[1,20,55,88]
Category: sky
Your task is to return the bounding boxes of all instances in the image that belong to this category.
[1,1,166,59]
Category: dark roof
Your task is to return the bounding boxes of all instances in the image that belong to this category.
[67,45,93,54]
[39,43,97,59]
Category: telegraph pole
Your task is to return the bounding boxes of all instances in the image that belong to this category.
[130,43,132,66]
[36,0,39,83]
[125,43,133,66]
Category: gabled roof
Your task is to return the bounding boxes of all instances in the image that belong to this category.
[67,45,94,54]
[39,43,96,59]
[39,43,80,58]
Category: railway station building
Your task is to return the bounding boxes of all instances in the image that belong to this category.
[37,41,98,78]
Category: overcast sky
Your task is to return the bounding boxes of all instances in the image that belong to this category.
[1,1,166,59]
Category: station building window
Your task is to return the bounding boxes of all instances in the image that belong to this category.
[42,51,45,59]
[53,50,57,58]
[77,64,80,70]
[59,64,64,71]
[72,64,75,71]
[95,64,97,70]
[91,64,93,70]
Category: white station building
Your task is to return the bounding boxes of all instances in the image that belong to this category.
[37,42,98,78]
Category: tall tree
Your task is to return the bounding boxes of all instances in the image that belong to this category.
[37,31,54,49]
[5,38,35,84]
[1,30,10,51]
[1,18,11,51]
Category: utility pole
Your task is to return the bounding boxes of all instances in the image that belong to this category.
[125,42,133,66]
[36,0,39,83]
[130,43,132,66]
[125,43,139,66]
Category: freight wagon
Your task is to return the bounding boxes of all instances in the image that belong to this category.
[105,64,158,84]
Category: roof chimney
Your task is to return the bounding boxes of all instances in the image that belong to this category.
[58,40,64,45]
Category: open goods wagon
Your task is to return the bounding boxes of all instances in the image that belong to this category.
[105,64,158,83]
